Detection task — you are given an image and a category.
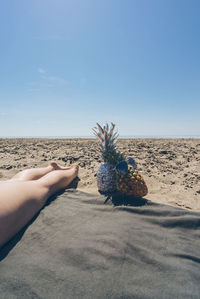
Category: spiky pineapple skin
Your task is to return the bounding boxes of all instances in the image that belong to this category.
[97,163,117,193]
[117,171,148,197]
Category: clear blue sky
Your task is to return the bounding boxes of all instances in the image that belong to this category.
[0,0,200,137]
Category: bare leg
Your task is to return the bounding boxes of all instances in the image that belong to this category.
[11,161,70,181]
[0,164,79,247]
[39,164,79,197]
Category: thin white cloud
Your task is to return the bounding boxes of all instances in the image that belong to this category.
[41,75,70,86]
[0,112,8,116]
[38,68,46,74]
[28,69,70,91]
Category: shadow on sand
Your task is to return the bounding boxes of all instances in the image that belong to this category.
[99,190,148,207]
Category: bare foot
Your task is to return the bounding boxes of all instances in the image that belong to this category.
[58,163,79,187]
[50,161,71,171]
[69,163,79,177]
[50,162,79,177]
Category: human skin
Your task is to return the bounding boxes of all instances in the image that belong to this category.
[0,162,79,247]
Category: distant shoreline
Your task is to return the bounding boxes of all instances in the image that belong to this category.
[0,135,200,139]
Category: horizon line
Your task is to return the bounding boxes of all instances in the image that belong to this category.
[0,135,200,139]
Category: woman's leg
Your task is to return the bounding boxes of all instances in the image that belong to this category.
[38,164,79,197]
[11,161,70,181]
[0,164,78,247]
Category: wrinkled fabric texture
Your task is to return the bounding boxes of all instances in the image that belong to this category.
[0,189,200,299]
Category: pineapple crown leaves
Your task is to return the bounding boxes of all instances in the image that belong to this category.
[93,122,119,162]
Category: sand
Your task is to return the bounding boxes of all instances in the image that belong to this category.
[0,138,199,211]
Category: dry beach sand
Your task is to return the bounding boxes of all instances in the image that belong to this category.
[0,138,199,211]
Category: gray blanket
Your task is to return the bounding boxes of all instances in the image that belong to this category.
[0,190,200,299]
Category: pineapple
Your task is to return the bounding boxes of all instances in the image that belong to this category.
[93,122,148,197]
[117,167,148,197]
[93,123,124,193]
